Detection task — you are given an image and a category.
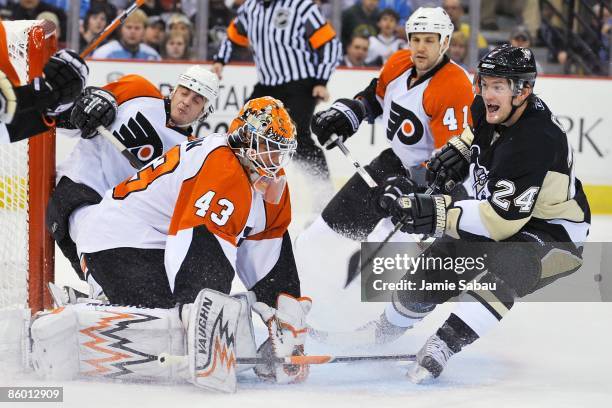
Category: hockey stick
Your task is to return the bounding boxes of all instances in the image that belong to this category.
[96,125,144,169]
[157,352,415,367]
[80,0,147,58]
[77,0,148,169]
[357,185,435,275]
[327,134,378,188]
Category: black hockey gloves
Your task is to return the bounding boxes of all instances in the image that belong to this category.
[375,175,420,216]
[71,87,118,139]
[311,98,366,149]
[377,175,448,237]
[15,49,89,117]
[426,131,473,192]
[41,49,89,115]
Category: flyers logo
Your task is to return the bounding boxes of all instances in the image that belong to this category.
[113,112,163,164]
[386,102,424,145]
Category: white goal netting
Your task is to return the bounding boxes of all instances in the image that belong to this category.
[0,20,56,310]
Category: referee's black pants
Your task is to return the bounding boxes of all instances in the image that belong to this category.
[249,79,329,180]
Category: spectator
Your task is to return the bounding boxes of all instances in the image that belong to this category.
[341,0,380,48]
[161,31,189,60]
[378,0,412,27]
[144,15,165,53]
[366,8,405,64]
[43,0,89,19]
[537,1,567,65]
[91,9,161,60]
[480,0,526,31]
[167,13,193,46]
[90,0,117,21]
[588,3,610,71]
[80,5,108,53]
[442,0,487,49]
[448,30,468,69]
[343,33,376,67]
[207,0,234,57]
[509,26,544,73]
[141,0,162,16]
[1,1,11,19]
[10,0,68,42]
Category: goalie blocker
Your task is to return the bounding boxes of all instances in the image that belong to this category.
[26,289,310,392]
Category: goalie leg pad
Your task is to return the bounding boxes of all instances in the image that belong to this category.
[30,304,185,381]
[0,308,31,374]
[232,292,258,373]
[186,289,242,393]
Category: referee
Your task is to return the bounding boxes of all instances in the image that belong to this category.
[212,0,342,180]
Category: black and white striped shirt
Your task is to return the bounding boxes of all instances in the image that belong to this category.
[214,0,342,86]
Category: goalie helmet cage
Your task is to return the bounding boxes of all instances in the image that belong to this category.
[0,20,57,312]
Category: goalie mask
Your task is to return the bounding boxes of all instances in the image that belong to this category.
[228,97,297,204]
[171,65,220,125]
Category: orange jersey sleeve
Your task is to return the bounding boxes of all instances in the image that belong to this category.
[168,147,252,245]
[422,62,474,148]
[103,74,163,106]
[0,22,22,86]
[375,49,414,99]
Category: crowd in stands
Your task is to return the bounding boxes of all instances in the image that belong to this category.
[0,0,609,75]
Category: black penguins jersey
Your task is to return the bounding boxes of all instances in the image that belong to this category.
[446,95,591,243]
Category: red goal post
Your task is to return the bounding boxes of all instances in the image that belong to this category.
[0,20,57,312]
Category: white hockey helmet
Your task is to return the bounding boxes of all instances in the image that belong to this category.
[173,65,220,123]
[405,7,454,57]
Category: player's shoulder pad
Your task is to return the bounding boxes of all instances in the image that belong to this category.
[423,59,474,117]
[376,49,413,97]
[103,74,163,106]
[513,97,565,145]
[427,60,473,98]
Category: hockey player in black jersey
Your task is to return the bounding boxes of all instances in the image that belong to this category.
[370,44,591,383]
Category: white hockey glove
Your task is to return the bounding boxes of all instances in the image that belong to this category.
[252,294,312,384]
[0,69,17,124]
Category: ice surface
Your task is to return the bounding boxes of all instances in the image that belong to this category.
[4,168,611,408]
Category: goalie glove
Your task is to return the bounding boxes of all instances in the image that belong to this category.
[70,87,118,139]
[0,69,17,124]
[311,98,366,149]
[426,128,474,192]
[42,49,89,115]
[252,294,312,384]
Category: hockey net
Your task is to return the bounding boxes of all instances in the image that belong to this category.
[0,20,57,312]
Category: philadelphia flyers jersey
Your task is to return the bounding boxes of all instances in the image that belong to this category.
[374,51,474,169]
[71,134,292,291]
[57,74,193,197]
[447,95,591,243]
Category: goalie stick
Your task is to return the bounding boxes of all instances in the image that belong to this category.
[158,352,416,367]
